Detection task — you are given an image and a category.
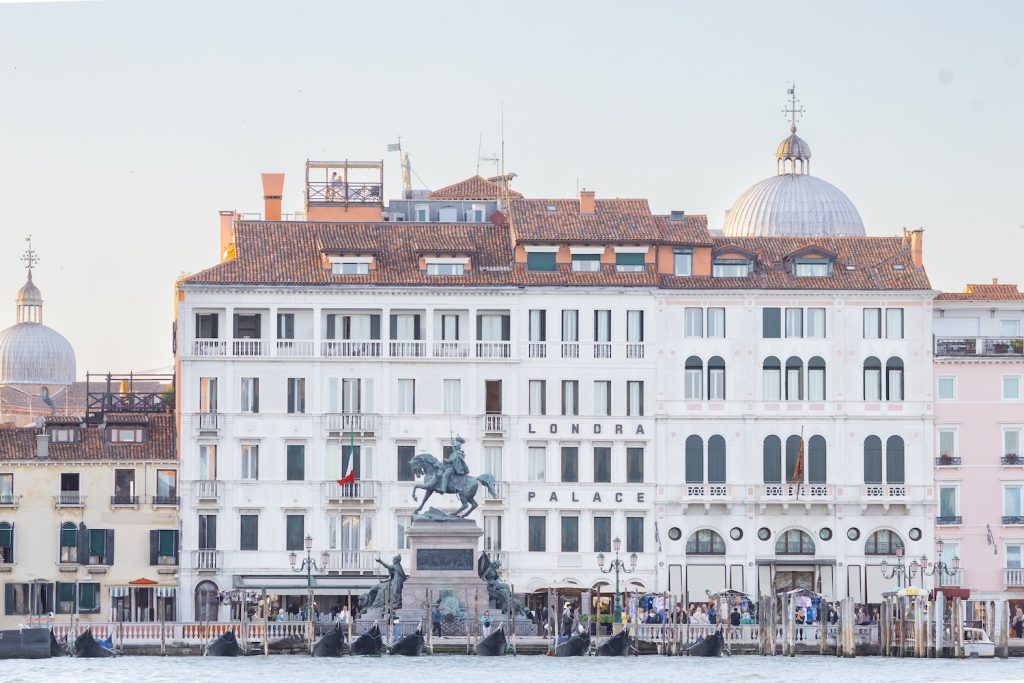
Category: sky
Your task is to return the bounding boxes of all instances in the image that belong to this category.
[0,0,1022,377]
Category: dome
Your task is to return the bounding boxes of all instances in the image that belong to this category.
[776,127,811,163]
[0,322,76,395]
[16,274,42,307]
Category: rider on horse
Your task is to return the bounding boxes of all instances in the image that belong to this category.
[440,436,469,493]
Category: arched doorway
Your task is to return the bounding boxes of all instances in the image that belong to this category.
[195,580,219,622]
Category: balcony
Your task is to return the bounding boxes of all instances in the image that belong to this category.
[862,484,907,498]
[324,412,379,434]
[0,494,21,507]
[593,342,612,359]
[561,342,580,358]
[483,481,509,501]
[625,342,645,359]
[1002,516,1024,525]
[193,549,222,571]
[528,342,548,359]
[152,496,180,506]
[55,492,85,508]
[432,341,470,358]
[935,336,1024,358]
[197,412,222,433]
[275,340,315,357]
[476,341,511,359]
[322,340,381,358]
[110,495,139,507]
[1001,455,1024,466]
[194,481,221,501]
[481,414,507,435]
[389,341,427,358]
[231,338,267,356]
[935,456,962,467]
[323,480,380,504]
[936,515,962,526]
[1005,568,1024,586]
[325,550,381,572]
[192,339,226,356]
[683,484,731,501]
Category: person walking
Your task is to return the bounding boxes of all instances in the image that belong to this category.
[432,603,443,637]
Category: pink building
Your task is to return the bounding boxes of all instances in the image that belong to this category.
[933,280,1024,604]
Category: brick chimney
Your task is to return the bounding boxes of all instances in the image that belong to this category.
[261,173,285,221]
[908,229,924,268]
[36,433,49,459]
[579,189,596,214]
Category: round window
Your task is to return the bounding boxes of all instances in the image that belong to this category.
[847,528,861,541]
[909,527,922,541]
[667,527,682,542]
[757,527,771,541]
[819,527,833,541]
[730,527,744,541]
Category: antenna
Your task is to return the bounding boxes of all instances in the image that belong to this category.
[782,83,805,132]
[476,134,483,176]
[499,102,508,211]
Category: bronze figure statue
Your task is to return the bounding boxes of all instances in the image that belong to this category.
[410,437,497,518]
[356,554,408,615]
[478,552,532,618]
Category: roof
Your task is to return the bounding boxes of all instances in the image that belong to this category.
[722,173,865,238]
[427,175,522,201]
[936,282,1024,302]
[0,413,176,462]
[510,198,664,243]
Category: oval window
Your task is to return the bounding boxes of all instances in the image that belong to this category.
[668,527,682,542]
[730,527,744,541]
[909,527,922,541]
[847,528,861,541]
[819,528,833,541]
[757,527,771,541]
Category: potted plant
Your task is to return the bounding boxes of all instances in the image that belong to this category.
[1007,453,1020,465]
[939,453,953,465]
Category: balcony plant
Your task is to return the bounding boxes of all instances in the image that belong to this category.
[1013,339,1024,354]
[939,453,954,465]
[994,341,1010,355]
[1006,453,1021,465]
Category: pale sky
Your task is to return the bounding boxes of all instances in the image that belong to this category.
[1,0,1022,377]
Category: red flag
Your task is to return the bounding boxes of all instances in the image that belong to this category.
[337,470,355,487]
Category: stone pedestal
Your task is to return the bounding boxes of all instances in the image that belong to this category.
[402,519,488,614]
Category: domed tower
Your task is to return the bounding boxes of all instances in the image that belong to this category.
[0,239,76,400]
[722,87,865,238]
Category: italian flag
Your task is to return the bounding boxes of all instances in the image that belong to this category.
[337,429,356,486]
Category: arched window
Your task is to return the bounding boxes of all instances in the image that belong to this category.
[685,435,704,483]
[707,435,727,484]
[863,436,883,484]
[785,356,803,401]
[775,529,815,555]
[708,356,726,400]
[886,436,905,484]
[195,580,220,622]
[808,435,827,484]
[763,435,782,483]
[686,529,726,555]
[808,356,826,401]
[684,356,703,400]
[785,435,804,482]
[59,522,78,563]
[863,357,882,401]
[0,522,12,564]
[865,529,904,555]
[886,357,904,401]
[762,356,781,401]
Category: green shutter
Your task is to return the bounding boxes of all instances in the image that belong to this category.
[90,529,106,557]
[616,252,644,266]
[159,530,175,557]
[287,445,305,481]
[526,252,556,272]
[0,524,11,548]
[60,524,77,548]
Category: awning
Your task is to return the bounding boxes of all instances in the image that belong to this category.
[155,587,176,598]
[109,587,129,598]
[934,587,971,600]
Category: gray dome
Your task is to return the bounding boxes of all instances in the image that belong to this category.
[0,322,76,394]
[776,129,811,163]
[723,174,865,237]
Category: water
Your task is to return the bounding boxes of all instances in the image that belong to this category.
[3,655,1022,683]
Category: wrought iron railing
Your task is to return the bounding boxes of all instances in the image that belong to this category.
[936,516,962,526]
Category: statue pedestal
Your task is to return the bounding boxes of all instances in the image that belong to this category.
[403,519,488,615]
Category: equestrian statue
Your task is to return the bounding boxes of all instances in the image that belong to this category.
[410,436,497,518]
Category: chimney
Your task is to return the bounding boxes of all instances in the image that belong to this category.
[908,229,924,268]
[36,433,49,459]
[993,277,1000,285]
[218,210,236,262]
[261,173,285,221]
[579,189,596,214]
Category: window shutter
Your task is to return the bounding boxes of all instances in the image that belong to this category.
[252,378,259,413]
[326,314,336,340]
[476,315,483,341]
[539,311,546,341]
[370,314,381,340]
[413,315,422,340]
[390,314,398,340]
[150,530,159,566]
[172,530,180,564]
[232,314,240,338]
[501,315,510,341]
[77,523,89,565]
[4,584,13,615]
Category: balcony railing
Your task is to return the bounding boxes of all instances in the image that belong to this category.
[481,414,507,434]
[192,339,226,356]
[322,340,381,357]
[323,480,380,502]
[55,492,85,508]
[625,342,646,359]
[325,549,379,572]
[936,515,962,526]
[935,456,962,467]
[476,341,511,359]
[307,180,382,205]
[483,481,509,500]
[862,485,907,498]
[231,338,267,356]
[561,342,580,358]
[389,341,427,358]
[193,549,222,571]
[1001,455,1024,466]
[593,342,612,359]
[528,342,548,359]
[197,412,221,432]
[152,495,180,506]
[0,494,20,507]
[935,336,1024,357]
[1005,568,1024,586]
[324,412,379,433]
[194,481,221,500]
[275,340,315,357]
[432,341,470,358]
[110,495,139,506]
[684,484,730,498]
[760,484,834,500]
[1003,516,1024,525]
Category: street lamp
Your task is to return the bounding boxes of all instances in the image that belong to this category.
[921,539,962,588]
[880,545,921,588]
[596,536,637,624]
[289,534,329,654]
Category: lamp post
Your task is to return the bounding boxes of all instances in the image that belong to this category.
[289,534,329,654]
[920,539,962,589]
[596,536,637,626]
[880,545,921,589]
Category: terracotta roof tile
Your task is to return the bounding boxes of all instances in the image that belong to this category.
[510,198,660,242]
[0,414,177,461]
[427,175,522,200]
[936,283,1024,301]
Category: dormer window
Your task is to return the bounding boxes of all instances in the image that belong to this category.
[328,256,372,275]
[570,247,603,272]
[107,427,146,443]
[614,247,647,273]
[712,259,752,277]
[525,247,558,272]
[50,427,79,443]
[794,259,831,277]
[425,258,468,276]
[673,248,693,276]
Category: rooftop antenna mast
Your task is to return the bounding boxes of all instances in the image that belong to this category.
[499,102,509,212]
[783,83,805,133]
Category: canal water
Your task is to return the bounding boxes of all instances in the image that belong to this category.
[3,655,1022,683]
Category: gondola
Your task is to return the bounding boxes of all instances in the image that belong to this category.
[685,628,724,657]
[267,635,305,652]
[552,630,590,657]
[205,628,243,656]
[0,628,51,659]
[475,624,508,656]
[596,628,631,656]
[389,628,424,657]
[312,623,346,657]
[50,630,69,657]
[350,623,384,656]
[74,628,115,658]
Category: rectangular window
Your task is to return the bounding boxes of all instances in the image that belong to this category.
[152,529,178,565]
[806,308,826,338]
[529,380,546,416]
[712,259,750,277]
[684,366,703,400]
[1003,376,1022,401]
[864,368,882,401]
[331,261,369,275]
[794,260,830,277]
[863,308,881,339]
[684,308,703,337]
[707,308,726,338]
[571,253,601,272]
[626,447,644,483]
[626,517,644,553]
[285,515,305,551]
[613,251,643,273]
[443,379,462,414]
[113,468,136,501]
[483,516,502,551]
[594,381,611,416]
[396,515,412,550]
[561,310,579,342]
[199,377,218,412]
[0,473,12,507]
[1008,544,1023,570]
[627,381,644,416]
[786,365,803,401]
[938,486,958,518]
[526,251,557,272]
[561,516,579,552]
[561,380,579,416]
[240,377,259,413]
[528,516,546,552]
[594,310,611,342]
[762,308,781,338]
[785,308,803,338]
[276,312,295,339]
[397,379,415,414]
[887,365,904,402]
[1005,484,1024,518]
[529,309,547,343]
[155,469,178,501]
[199,445,217,480]
[763,365,781,401]
[1006,428,1022,458]
[484,446,502,479]
[560,446,579,483]
[49,427,78,443]
[708,365,725,401]
[196,313,219,339]
[937,376,957,401]
[439,314,460,341]
[287,378,305,414]
[593,516,611,552]
[414,204,429,221]
[240,445,259,480]
[626,310,644,343]
[938,428,957,459]
[528,447,546,482]
[198,514,217,550]
[78,582,100,613]
[286,444,305,481]
[593,447,611,483]
[108,427,144,443]
[1000,319,1022,337]
[673,249,693,276]
[397,445,415,482]
[808,365,826,401]
[239,514,259,551]
[426,262,465,276]
[885,308,905,339]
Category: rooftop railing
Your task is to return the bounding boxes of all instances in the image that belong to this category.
[935,336,1024,357]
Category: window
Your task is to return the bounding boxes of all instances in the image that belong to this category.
[1000,319,1022,337]
[276,313,295,340]
[785,356,803,401]
[865,529,904,555]
[762,308,781,339]
[684,308,703,337]
[806,308,826,338]
[199,445,217,480]
[1005,485,1024,521]
[707,308,725,338]
[886,357,904,401]
[78,583,100,614]
[571,253,601,272]
[396,515,412,550]
[686,529,726,555]
[484,446,502,478]
[113,469,135,502]
[763,436,782,484]
[561,380,579,416]
[483,516,502,551]
[1003,376,1023,401]
[615,251,645,273]
[626,309,644,343]
[397,445,415,482]
[938,428,957,459]
[286,445,305,481]
[392,313,423,342]
[785,308,803,338]
[397,379,415,414]
[108,427,144,443]
[886,436,906,484]
[808,356,826,401]
[627,381,644,415]
[685,435,704,483]
[285,515,305,551]
[331,261,369,275]
[762,357,781,400]
[528,516,546,551]
[594,381,611,417]
[529,309,547,345]
[198,514,217,550]
[526,251,557,272]
[241,377,259,413]
[939,485,958,519]
[673,249,693,276]
[87,528,113,565]
[49,427,78,443]
[528,447,546,482]
[794,259,830,277]
[937,376,957,401]
[233,312,261,339]
[0,474,11,506]
[626,447,644,483]
[195,313,219,339]
[560,447,579,483]
[240,445,259,480]
[562,310,579,342]
[808,435,827,484]
[708,435,726,483]
[240,515,259,551]
[626,517,644,553]
[1006,428,1022,458]
[426,262,465,276]
[684,356,703,399]
[529,380,546,416]
[863,357,882,401]
[287,378,305,414]
[785,435,803,483]
[593,516,611,552]
[712,259,750,277]
[707,357,725,401]
[561,516,579,552]
[59,521,78,562]
[1007,544,1023,570]
[442,379,461,414]
[0,522,12,564]
[199,377,218,413]
[414,204,429,221]
[863,436,883,484]
[863,308,881,338]
[775,529,814,555]
[593,447,611,483]
[885,308,904,339]
[594,310,611,342]
[150,529,178,565]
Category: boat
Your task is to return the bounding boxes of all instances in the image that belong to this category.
[552,629,590,657]
[963,627,996,658]
[350,623,384,656]
[389,628,424,656]
[50,630,69,657]
[312,623,346,657]
[0,628,51,659]
[267,635,306,652]
[685,628,724,657]
[596,628,631,656]
[205,629,243,656]
[475,624,508,656]
[74,628,115,658]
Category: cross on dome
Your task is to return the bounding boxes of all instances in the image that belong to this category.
[20,235,39,275]
[782,83,805,134]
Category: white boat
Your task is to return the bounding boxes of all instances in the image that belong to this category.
[963,627,995,658]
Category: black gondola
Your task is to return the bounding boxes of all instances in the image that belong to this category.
[0,628,51,659]
[267,635,305,652]
[685,629,724,657]
[205,628,243,656]
[389,628,424,657]
[312,623,346,657]
[552,630,590,657]
[50,630,69,657]
[350,623,384,656]
[475,624,508,656]
[74,629,115,658]
[596,628,631,656]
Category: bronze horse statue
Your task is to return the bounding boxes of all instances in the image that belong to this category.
[410,452,497,517]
